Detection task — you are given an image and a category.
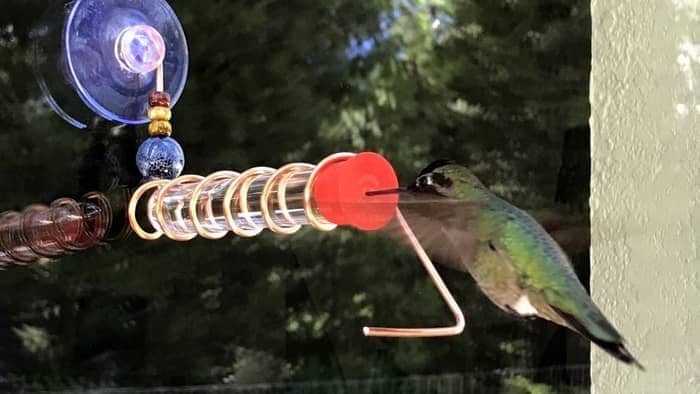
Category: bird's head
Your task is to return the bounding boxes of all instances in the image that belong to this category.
[409,160,485,198]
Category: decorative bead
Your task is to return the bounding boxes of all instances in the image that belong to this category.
[136,137,185,180]
[149,91,171,108]
[148,120,173,137]
[148,106,172,121]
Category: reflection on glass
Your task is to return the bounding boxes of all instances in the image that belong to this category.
[0,193,111,267]
[0,0,593,392]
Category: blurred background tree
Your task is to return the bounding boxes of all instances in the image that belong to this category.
[0,0,590,391]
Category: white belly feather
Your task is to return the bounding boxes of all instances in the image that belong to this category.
[512,295,538,316]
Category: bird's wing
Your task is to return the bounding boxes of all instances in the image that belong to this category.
[379,193,481,272]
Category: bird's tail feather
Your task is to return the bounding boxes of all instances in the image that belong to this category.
[593,337,645,371]
[552,306,645,370]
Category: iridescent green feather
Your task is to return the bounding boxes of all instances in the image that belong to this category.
[399,161,642,368]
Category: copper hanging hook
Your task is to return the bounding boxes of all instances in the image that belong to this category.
[362,208,465,337]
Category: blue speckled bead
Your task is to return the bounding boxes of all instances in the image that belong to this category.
[136,137,185,180]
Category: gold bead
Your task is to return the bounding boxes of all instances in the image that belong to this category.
[148,106,172,121]
[149,120,172,137]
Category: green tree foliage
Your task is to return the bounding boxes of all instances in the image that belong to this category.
[0,0,590,390]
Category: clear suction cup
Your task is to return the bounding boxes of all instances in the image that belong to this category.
[32,0,188,128]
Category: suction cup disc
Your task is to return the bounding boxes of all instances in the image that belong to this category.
[33,0,188,128]
[66,0,188,125]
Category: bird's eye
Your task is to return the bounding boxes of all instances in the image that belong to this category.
[432,173,452,188]
[418,175,432,188]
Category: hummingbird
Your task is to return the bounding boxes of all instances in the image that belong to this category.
[385,160,643,369]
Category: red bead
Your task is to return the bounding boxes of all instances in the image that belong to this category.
[149,91,171,108]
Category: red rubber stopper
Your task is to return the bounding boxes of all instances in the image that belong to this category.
[313,152,399,231]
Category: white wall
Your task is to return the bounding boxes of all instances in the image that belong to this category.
[590,0,699,392]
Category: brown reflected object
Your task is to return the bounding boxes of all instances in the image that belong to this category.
[0,193,112,268]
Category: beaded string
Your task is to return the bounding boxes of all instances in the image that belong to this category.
[148,91,172,137]
[135,64,185,180]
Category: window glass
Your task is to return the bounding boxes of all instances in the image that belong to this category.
[0,1,592,392]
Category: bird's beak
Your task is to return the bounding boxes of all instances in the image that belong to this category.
[365,188,406,197]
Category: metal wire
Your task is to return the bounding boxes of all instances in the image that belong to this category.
[189,171,239,240]
[362,208,466,337]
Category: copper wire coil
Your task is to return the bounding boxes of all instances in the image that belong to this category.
[0,211,34,264]
[128,153,358,241]
[129,180,169,240]
[222,167,274,238]
[303,152,355,232]
[260,163,315,235]
[21,204,64,258]
[189,171,239,240]
[81,191,114,242]
[48,198,87,252]
[0,193,112,267]
[155,174,205,241]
